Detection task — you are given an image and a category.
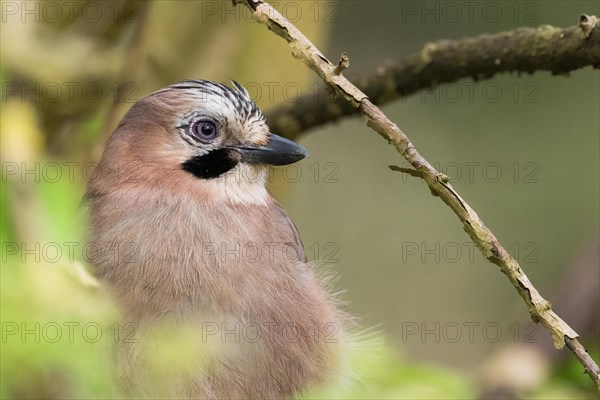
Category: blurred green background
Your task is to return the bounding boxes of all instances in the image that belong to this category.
[1,0,598,398]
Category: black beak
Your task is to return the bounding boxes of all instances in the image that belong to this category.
[228,134,308,166]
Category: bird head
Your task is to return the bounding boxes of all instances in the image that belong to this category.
[91,80,307,205]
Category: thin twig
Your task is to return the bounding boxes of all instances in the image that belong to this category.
[265,14,600,139]
[234,0,600,391]
[333,52,350,75]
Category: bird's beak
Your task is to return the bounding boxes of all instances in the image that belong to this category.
[228,134,308,166]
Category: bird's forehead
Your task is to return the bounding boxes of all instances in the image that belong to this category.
[170,81,262,119]
[178,89,243,115]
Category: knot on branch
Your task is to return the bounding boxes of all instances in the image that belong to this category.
[579,14,598,37]
[437,173,451,183]
[334,52,350,75]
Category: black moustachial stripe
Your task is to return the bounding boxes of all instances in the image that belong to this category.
[181,148,240,179]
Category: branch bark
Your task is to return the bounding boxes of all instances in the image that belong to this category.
[234,0,600,391]
[265,14,600,139]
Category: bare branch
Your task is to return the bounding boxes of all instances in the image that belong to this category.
[234,0,600,390]
[266,14,600,139]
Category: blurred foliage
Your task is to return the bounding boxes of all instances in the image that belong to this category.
[1,261,118,399]
[1,0,599,398]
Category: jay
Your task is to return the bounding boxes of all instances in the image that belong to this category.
[86,80,345,399]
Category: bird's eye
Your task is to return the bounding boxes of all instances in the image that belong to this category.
[192,121,218,141]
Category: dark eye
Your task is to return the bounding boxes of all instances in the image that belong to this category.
[193,121,218,141]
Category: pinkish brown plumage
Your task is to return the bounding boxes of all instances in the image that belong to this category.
[87,80,345,399]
